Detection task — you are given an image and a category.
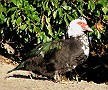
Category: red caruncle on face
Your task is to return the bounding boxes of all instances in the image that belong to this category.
[77,21,88,30]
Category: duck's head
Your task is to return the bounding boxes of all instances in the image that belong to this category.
[68,17,93,37]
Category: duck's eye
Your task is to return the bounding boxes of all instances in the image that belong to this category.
[80,22,83,24]
[77,22,83,25]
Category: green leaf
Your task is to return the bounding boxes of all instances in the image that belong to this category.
[48,11,51,16]
[88,0,95,11]
[31,6,36,12]
[62,6,72,10]
[34,26,40,32]
[78,8,83,15]
[15,1,22,8]
[10,0,17,5]
[97,0,108,6]
[67,14,73,21]
[78,0,83,2]
[59,19,62,24]
[29,29,33,33]
[58,8,63,18]
[102,6,108,14]
[11,14,16,25]
[24,38,29,43]
[53,10,57,19]
[43,2,49,11]
[31,15,40,22]
[47,24,53,36]
[8,7,17,13]
[16,17,21,25]
[0,4,6,13]
[46,17,50,24]
[11,14,15,21]
[52,0,58,8]
[6,18,10,26]
[0,13,5,21]
[95,30,101,39]
[26,17,30,25]
[46,2,49,10]
[20,24,27,30]
[103,15,108,20]
[64,14,68,26]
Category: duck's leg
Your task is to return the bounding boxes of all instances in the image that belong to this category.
[28,71,34,79]
[53,70,61,82]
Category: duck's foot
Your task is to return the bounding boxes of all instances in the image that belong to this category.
[53,70,61,83]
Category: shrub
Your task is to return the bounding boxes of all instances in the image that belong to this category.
[0,0,108,60]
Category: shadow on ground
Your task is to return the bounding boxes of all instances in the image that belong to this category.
[66,54,108,84]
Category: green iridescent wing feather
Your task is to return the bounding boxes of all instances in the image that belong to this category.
[25,40,62,59]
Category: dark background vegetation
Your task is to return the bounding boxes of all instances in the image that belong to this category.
[0,0,108,83]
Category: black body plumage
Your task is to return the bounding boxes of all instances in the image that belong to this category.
[7,36,88,80]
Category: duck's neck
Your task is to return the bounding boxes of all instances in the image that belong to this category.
[68,30,84,38]
[78,34,90,57]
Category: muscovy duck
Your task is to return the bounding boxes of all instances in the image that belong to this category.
[7,17,93,82]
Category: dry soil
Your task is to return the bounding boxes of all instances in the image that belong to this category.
[0,55,108,90]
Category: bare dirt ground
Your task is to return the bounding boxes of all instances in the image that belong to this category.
[0,55,108,90]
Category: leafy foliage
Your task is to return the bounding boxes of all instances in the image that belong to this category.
[0,0,108,62]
